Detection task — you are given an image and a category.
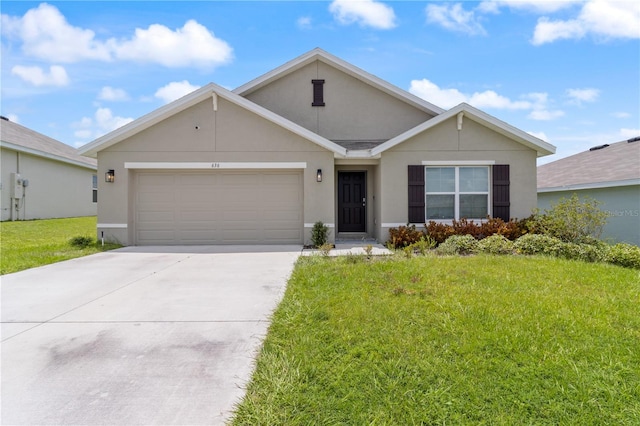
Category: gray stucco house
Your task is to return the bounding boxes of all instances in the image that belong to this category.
[538,138,640,246]
[79,48,555,246]
[1,118,97,221]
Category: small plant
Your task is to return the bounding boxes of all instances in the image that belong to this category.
[409,236,437,255]
[513,234,564,256]
[364,244,373,257]
[436,234,479,255]
[311,221,330,248]
[387,224,424,248]
[69,235,94,248]
[319,242,333,257]
[477,234,514,255]
[531,194,608,243]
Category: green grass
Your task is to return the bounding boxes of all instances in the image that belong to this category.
[232,255,640,425]
[0,216,120,275]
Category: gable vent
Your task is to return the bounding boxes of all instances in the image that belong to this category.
[312,79,325,107]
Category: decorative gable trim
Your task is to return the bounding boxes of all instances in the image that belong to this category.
[233,48,444,116]
[371,103,556,158]
[78,83,346,158]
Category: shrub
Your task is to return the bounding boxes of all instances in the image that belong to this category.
[477,234,514,255]
[69,235,94,248]
[425,217,529,243]
[436,235,479,256]
[387,224,424,248]
[409,236,437,255]
[606,243,640,269]
[531,194,608,243]
[513,234,564,256]
[424,221,455,244]
[311,221,329,248]
[556,242,608,263]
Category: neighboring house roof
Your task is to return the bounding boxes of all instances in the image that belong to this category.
[371,103,556,158]
[233,47,445,117]
[0,118,97,170]
[538,139,640,192]
[78,82,348,158]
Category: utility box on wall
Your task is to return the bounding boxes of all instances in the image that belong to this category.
[10,173,23,199]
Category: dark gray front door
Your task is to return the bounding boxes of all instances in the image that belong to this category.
[338,171,366,233]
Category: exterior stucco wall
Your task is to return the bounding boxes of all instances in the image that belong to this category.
[538,186,640,246]
[243,61,434,141]
[1,147,96,221]
[378,116,538,241]
[97,97,335,245]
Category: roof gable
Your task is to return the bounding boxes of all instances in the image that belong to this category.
[78,83,346,158]
[371,103,556,158]
[0,119,96,170]
[233,48,444,117]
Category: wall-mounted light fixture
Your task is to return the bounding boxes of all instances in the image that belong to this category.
[316,169,322,182]
[105,169,115,183]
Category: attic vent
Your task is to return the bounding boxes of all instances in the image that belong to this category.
[589,144,609,151]
[627,136,640,143]
[0,116,8,121]
[311,79,325,107]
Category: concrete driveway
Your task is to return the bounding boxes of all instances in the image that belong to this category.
[1,245,301,425]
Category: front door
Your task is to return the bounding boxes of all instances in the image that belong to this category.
[338,171,366,233]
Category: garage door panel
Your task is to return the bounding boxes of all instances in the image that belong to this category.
[135,170,302,245]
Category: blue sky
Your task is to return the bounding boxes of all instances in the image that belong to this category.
[1,0,638,164]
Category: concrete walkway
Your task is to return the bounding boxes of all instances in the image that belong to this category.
[1,246,301,425]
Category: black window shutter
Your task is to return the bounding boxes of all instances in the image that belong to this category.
[311,79,325,106]
[492,164,510,221]
[408,165,425,223]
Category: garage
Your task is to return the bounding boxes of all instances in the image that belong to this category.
[134,170,303,245]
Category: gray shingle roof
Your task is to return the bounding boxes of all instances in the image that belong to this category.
[537,139,640,189]
[0,118,96,169]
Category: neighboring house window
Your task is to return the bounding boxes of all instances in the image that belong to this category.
[92,175,98,203]
[425,166,489,220]
[311,79,325,106]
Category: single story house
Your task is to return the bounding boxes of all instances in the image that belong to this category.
[538,138,640,246]
[1,117,97,221]
[79,48,555,246]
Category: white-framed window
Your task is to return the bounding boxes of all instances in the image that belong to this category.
[425,166,490,220]
[92,175,98,203]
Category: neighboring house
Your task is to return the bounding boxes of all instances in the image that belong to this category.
[538,138,640,246]
[79,48,555,246]
[1,117,97,221]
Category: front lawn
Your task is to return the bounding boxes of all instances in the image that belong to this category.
[0,216,120,275]
[232,255,640,425]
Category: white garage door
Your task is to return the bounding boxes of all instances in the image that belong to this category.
[134,170,303,245]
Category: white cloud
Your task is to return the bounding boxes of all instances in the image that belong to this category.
[426,3,487,36]
[1,3,111,62]
[11,65,69,86]
[409,79,530,110]
[6,114,19,123]
[73,108,134,140]
[611,111,631,119]
[1,4,233,68]
[98,86,130,102]
[482,0,579,14]
[154,81,201,104]
[566,88,600,105]
[112,20,232,68]
[620,128,640,139]
[527,131,548,141]
[297,16,312,30]
[532,1,640,45]
[329,0,396,30]
[528,109,565,121]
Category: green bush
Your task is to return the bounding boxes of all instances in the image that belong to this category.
[408,236,437,255]
[436,234,479,255]
[606,243,640,269]
[310,221,329,248]
[531,194,608,243]
[513,234,564,256]
[477,234,514,255]
[555,241,608,263]
[69,235,94,248]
